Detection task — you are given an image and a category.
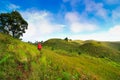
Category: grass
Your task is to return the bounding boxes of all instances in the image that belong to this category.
[79,41,120,62]
[43,38,80,53]
[32,49,120,80]
[0,33,120,80]
[43,39,120,62]
[0,33,40,80]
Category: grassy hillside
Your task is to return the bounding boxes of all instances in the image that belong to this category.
[0,33,40,80]
[79,41,120,62]
[43,39,120,62]
[0,33,120,80]
[43,39,80,55]
[104,42,120,51]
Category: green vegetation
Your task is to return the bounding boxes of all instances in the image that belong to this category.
[79,41,120,62]
[0,11,28,38]
[0,33,120,80]
[43,39,120,62]
[43,39,80,54]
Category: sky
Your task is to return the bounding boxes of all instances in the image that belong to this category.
[0,0,120,42]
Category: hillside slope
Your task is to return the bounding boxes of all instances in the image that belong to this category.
[43,39,120,62]
[0,33,120,80]
[80,41,120,62]
[0,33,40,80]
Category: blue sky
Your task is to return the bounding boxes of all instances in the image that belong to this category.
[1,0,120,42]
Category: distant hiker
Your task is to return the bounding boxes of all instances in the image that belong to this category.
[38,42,42,51]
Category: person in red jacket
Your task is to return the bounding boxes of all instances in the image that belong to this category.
[38,42,42,51]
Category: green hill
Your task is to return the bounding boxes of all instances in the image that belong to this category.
[0,33,120,80]
[43,39,80,55]
[0,33,40,79]
[104,42,120,51]
[43,39,120,62]
[79,41,120,62]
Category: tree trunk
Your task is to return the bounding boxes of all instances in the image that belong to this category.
[12,31,15,38]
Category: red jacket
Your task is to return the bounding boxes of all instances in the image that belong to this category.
[38,43,42,50]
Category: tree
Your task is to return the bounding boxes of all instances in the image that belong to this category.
[64,37,68,42]
[0,11,28,38]
[0,13,10,34]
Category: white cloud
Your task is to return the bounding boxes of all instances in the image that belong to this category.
[109,25,120,35]
[65,12,98,33]
[69,25,120,41]
[85,0,108,19]
[70,22,97,33]
[65,12,79,22]
[21,10,64,42]
[8,3,20,10]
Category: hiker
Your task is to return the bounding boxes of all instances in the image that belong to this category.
[38,42,42,51]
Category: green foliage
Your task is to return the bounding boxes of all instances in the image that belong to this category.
[64,37,68,41]
[0,11,28,38]
[62,71,71,80]
[0,54,10,64]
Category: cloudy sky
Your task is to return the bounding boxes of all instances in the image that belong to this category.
[0,0,120,42]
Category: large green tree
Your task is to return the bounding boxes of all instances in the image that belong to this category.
[0,11,28,38]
